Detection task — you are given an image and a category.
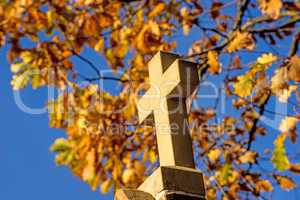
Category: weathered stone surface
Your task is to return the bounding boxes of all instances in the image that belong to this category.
[137,51,199,168]
[138,166,206,199]
[157,191,206,200]
[115,189,155,200]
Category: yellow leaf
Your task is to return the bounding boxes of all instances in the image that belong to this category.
[134,160,146,176]
[208,149,221,162]
[51,138,71,152]
[136,9,144,25]
[216,163,233,185]
[122,168,135,184]
[31,69,43,89]
[115,42,129,58]
[148,20,160,36]
[274,175,296,191]
[239,151,257,164]
[11,71,30,90]
[207,51,221,74]
[76,116,86,129]
[11,62,25,73]
[83,149,96,181]
[279,117,298,133]
[272,133,290,171]
[101,179,112,193]
[112,161,122,180]
[257,53,277,65]
[258,0,282,19]
[94,38,104,52]
[233,74,253,97]
[227,31,255,53]
[148,3,165,18]
[20,51,33,64]
[149,149,157,164]
[256,180,273,191]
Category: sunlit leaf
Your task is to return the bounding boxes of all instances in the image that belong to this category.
[272,133,290,171]
[274,175,296,191]
[233,74,253,97]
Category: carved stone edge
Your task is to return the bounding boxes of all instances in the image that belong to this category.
[114,189,155,200]
[156,190,206,200]
[138,166,206,198]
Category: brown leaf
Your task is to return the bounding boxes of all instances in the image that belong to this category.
[290,164,300,174]
[288,55,300,83]
[258,0,283,19]
[210,2,224,19]
[227,31,255,53]
[148,3,165,18]
[274,175,296,191]
[256,180,273,192]
[239,151,257,164]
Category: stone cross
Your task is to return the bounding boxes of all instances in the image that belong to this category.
[137,51,199,168]
[115,51,206,200]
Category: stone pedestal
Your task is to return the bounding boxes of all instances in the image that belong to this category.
[138,166,206,200]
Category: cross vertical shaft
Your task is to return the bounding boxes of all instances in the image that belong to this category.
[137,51,199,168]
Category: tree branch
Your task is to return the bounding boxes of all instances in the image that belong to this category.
[233,0,250,31]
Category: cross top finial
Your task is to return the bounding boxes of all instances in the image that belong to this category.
[137,51,199,168]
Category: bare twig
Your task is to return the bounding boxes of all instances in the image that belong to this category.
[233,0,250,31]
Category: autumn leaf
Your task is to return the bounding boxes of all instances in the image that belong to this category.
[233,74,253,97]
[210,2,224,19]
[94,38,104,52]
[208,149,222,162]
[272,133,290,171]
[11,71,31,90]
[149,149,157,164]
[290,164,300,174]
[11,62,25,73]
[271,67,290,101]
[148,3,165,18]
[274,175,296,191]
[51,138,71,152]
[122,168,135,184]
[256,180,273,191]
[227,31,255,53]
[239,151,257,164]
[279,117,298,133]
[83,149,96,181]
[207,51,221,74]
[288,55,300,83]
[216,163,233,185]
[257,53,277,66]
[101,179,112,193]
[258,0,282,19]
